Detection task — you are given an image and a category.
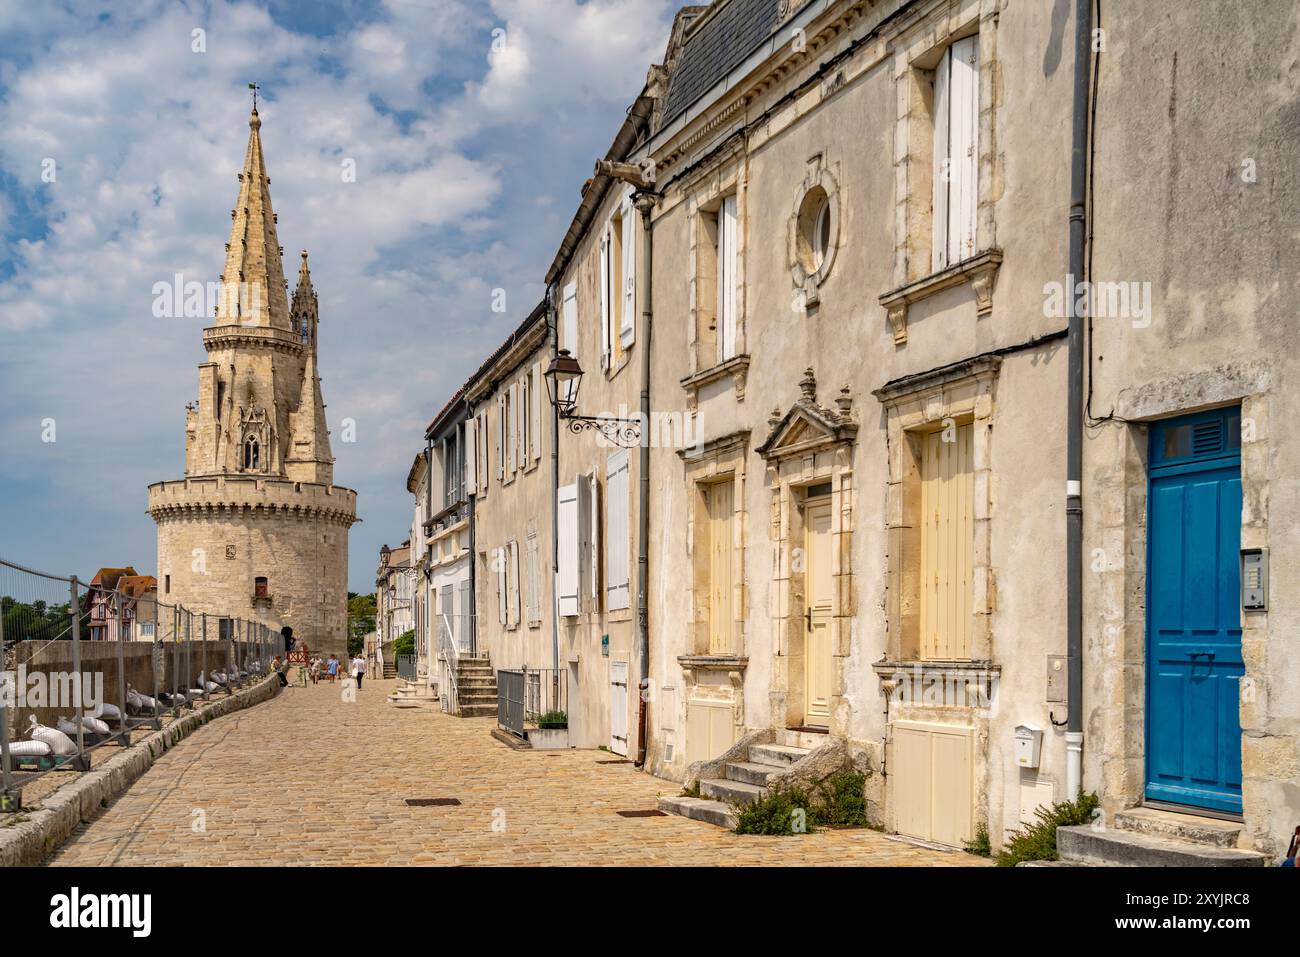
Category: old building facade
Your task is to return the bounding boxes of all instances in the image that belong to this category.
[149,107,357,661]
[404,0,1299,858]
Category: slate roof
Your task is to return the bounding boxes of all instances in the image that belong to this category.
[662,0,785,125]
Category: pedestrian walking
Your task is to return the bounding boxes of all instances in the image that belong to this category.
[327,655,339,683]
[351,653,366,690]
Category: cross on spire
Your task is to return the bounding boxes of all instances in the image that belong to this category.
[248,82,260,112]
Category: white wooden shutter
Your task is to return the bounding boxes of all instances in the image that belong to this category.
[495,397,505,481]
[496,550,506,625]
[520,374,529,469]
[599,232,611,369]
[933,36,978,271]
[562,282,578,358]
[526,534,540,626]
[507,383,518,474]
[950,35,979,264]
[620,191,636,348]
[579,470,595,605]
[586,471,599,604]
[606,450,630,610]
[508,539,520,627]
[465,416,478,495]
[557,483,580,616]
[931,45,951,272]
[530,362,542,464]
[718,195,738,362]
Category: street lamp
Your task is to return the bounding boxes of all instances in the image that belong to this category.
[543,349,642,448]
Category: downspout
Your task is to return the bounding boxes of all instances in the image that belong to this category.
[548,285,561,675]
[466,398,478,658]
[633,191,656,768]
[1065,0,1093,799]
[425,439,433,676]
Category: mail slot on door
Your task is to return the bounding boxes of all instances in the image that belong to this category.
[1241,548,1268,611]
[1015,724,1043,769]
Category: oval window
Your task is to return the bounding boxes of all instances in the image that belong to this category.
[797,186,833,277]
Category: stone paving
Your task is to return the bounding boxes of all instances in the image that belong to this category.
[47,677,988,866]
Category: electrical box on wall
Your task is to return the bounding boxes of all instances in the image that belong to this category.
[1015,724,1043,769]
[1241,548,1267,611]
[1046,655,1066,702]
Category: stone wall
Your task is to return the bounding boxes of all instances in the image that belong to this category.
[151,476,353,660]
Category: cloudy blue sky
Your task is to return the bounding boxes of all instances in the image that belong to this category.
[0,0,676,592]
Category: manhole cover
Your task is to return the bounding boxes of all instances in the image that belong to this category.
[405,798,461,807]
[615,809,666,818]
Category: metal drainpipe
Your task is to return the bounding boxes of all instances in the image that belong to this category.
[425,439,433,673]
[633,191,656,768]
[1065,0,1093,799]
[548,285,561,676]
[467,397,478,658]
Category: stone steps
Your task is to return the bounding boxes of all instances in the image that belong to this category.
[448,657,496,718]
[664,737,813,827]
[725,760,785,787]
[657,796,738,829]
[1113,806,1243,848]
[749,743,811,766]
[1056,825,1266,867]
[700,777,766,806]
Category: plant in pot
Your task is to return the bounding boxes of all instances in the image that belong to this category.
[536,709,568,730]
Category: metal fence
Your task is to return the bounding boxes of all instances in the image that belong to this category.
[497,668,525,737]
[396,654,416,681]
[0,556,282,812]
[497,667,566,738]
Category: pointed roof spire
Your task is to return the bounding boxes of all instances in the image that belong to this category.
[286,251,334,485]
[215,98,289,329]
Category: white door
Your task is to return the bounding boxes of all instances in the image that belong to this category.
[804,499,833,727]
[609,660,629,756]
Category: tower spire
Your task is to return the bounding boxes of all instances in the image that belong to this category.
[286,249,334,485]
[216,97,289,329]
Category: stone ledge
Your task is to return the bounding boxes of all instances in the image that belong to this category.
[0,674,281,867]
[879,249,1003,345]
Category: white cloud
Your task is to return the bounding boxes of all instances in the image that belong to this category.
[0,0,674,586]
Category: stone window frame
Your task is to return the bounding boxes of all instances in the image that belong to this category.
[684,150,748,395]
[884,0,1003,344]
[788,152,843,315]
[679,430,750,661]
[874,356,998,665]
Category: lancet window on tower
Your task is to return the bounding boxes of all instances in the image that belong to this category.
[243,435,260,470]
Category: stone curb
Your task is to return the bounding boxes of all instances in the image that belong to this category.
[0,674,281,867]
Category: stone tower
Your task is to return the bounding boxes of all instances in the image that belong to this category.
[148,106,358,660]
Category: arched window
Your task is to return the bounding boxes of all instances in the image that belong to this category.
[244,435,260,470]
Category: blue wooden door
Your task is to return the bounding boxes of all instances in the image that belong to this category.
[1146,408,1243,814]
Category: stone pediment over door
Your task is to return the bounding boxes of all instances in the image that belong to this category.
[756,368,858,462]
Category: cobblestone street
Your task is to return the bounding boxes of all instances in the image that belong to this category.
[47,678,987,866]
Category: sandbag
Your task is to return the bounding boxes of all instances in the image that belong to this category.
[92,702,121,721]
[27,717,77,756]
[57,715,110,737]
[127,686,158,711]
[6,740,52,757]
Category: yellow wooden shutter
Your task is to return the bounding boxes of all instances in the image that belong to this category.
[919,423,973,659]
[706,481,735,655]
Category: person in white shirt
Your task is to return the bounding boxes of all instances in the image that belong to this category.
[351,654,367,690]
